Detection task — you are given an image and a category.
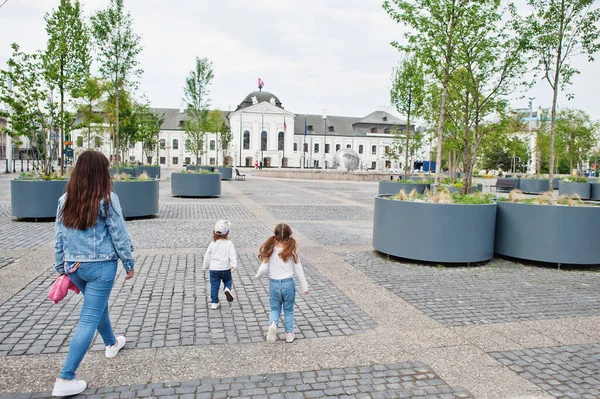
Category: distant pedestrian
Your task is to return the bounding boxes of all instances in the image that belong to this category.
[255,223,309,343]
[259,161,263,170]
[203,220,238,309]
[52,151,135,397]
[254,161,259,169]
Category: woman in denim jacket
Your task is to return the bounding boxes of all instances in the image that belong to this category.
[52,151,135,397]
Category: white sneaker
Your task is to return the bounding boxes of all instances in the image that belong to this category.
[211,303,220,310]
[286,333,295,343]
[105,336,126,358]
[224,287,234,302]
[52,378,87,397]
[267,322,278,343]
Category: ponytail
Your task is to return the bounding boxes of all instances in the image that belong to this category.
[258,236,277,262]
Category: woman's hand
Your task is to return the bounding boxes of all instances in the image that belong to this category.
[125,269,135,280]
[303,291,309,295]
[56,273,63,280]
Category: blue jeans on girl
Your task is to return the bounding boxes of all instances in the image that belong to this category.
[269,278,296,333]
[209,270,232,304]
[60,260,117,380]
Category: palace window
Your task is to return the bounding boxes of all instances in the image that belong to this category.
[261,131,267,151]
[314,143,319,153]
[210,140,215,151]
[294,143,298,152]
[172,157,178,165]
[336,144,341,152]
[243,130,250,150]
[359,145,364,154]
[371,127,377,133]
[172,139,178,150]
[325,144,330,154]
[278,132,284,151]
[328,126,334,132]
[371,145,377,154]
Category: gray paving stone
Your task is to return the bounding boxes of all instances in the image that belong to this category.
[265,204,373,221]
[339,251,600,326]
[490,343,600,399]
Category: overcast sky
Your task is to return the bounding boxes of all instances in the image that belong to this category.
[1,0,599,122]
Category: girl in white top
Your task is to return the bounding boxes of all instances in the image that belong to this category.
[255,223,309,343]
[203,220,238,309]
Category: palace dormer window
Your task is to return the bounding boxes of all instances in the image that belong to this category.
[371,127,377,133]
[328,125,334,132]
[382,116,388,121]
[307,125,314,132]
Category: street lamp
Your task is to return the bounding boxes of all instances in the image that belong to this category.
[323,109,327,169]
[528,97,535,174]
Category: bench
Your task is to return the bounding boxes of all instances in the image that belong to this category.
[235,168,246,181]
[490,178,516,193]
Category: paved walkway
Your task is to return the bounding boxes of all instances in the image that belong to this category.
[0,173,598,399]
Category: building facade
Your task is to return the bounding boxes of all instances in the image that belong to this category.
[72,90,419,171]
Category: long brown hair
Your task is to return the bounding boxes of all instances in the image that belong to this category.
[213,231,229,242]
[258,223,298,263]
[61,151,113,230]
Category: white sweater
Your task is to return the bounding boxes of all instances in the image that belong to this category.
[202,239,238,271]
[255,246,309,293]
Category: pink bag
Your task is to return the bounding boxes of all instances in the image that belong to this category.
[48,274,81,304]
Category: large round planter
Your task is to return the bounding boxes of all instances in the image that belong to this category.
[378,181,430,195]
[518,179,550,194]
[590,183,600,200]
[441,185,482,194]
[186,165,214,173]
[215,167,233,180]
[495,201,600,264]
[135,166,160,179]
[558,181,591,199]
[11,179,68,219]
[112,180,159,218]
[171,173,221,197]
[373,196,497,263]
[109,167,135,177]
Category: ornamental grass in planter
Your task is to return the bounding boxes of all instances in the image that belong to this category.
[439,178,482,194]
[171,169,221,197]
[112,171,160,218]
[558,176,591,199]
[495,190,600,265]
[378,177,434,195]
[373,188,497,264]
[11,172,70,219]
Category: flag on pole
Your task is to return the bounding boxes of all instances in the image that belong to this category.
[258,78,265,89]
[284,119,287,132]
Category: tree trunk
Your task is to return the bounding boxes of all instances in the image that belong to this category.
[404,112,411,180]
[548,0,565,191]
[60,58,65,175]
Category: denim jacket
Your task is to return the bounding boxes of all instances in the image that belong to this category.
[54,192,135,274]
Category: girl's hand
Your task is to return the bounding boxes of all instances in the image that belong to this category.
[125,269,135,280]
[303,291,309,295]
[230,267,237,272]
[56,273,63,280]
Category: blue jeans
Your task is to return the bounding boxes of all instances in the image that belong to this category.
[209,270,232,304]
[60,261,117,380]
[269,278,296,333]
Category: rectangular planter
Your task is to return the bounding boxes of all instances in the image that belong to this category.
[518,179,550,194]
[378,181,430,195]
[373,196,497,263]
[558,181,591,199]
[11,179,69,219]
[591,183,600,200]
[135,166,160,179]
[215,167,233,180]
[109,167,135,177]
[186,165,215,173]
[171,172,221,197]
[495,201,600,264]
[112,180,159,218]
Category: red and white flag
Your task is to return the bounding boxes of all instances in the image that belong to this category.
[258,77,265,88]
[284,120,287,131]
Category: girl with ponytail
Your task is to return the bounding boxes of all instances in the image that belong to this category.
[256,223,309,343]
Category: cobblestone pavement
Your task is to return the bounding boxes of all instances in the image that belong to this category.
[0,253,375,356]
[0,172,598,398]
[490,344,600,399]
[338,251,600,326]
[0,362,473,399]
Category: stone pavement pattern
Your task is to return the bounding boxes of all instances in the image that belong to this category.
[0,172,598,398]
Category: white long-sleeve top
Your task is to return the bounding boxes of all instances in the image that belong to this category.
[255,246,309,293]
[202,239,238,271]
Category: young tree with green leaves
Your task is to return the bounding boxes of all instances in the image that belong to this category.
[219,120,233,165]
[44,0,90,173]
[73,77,106,149]
[390,54,426,180]
[524,0,600,190]
[0,44,58,176]
[136,101,164,164]
[384,0,472,192]
[183,57,214,165]
[90,0,142,171]
[556,108,597,175]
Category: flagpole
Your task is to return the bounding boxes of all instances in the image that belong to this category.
[261,112,264,166]
[282,114,285,168]
[303,115,307,169]
[239,112,242,167]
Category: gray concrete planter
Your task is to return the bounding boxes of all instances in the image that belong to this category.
[186,165,214,173]
[495,201,600,265]
[373,196,497,263]
[518,179,550,194]
[378,181,430,195]
[109,167,135,177]
[558,181,591,199]
[553,177,561,189]
[441,184,483,194]
[215,167,233,180]
[590,183,600,200]
[171,172,221,197]
[11,179,68,219]
[135,166,160,179]
[112,180,159,218]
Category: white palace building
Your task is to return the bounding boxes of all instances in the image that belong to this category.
[74,90,418,171]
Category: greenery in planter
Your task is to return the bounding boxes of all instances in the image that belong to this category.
[391,187,493,205]
[498,189,594,207]
[179,169,218,175]
[562,176,588,183]
[113,171,150,181]
[17,171,68,181]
